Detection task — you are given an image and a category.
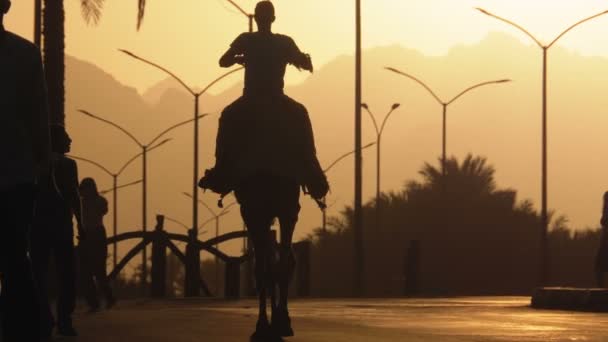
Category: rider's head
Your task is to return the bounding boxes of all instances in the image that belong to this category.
[0,0,11,20]
[254,1,275,32]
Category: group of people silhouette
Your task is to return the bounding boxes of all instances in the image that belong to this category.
[0,1,114,340]
[2,0,327,340]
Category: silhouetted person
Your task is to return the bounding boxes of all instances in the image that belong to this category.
[0,0,50,340]
[79,177,115,311]
[30,125,85,338]
[200,2,328,340]
[596,192,608,287]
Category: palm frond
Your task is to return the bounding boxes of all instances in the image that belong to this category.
[137,0,146,30]
[80,0,105,25]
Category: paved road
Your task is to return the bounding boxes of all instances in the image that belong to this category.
[67,297,608,341]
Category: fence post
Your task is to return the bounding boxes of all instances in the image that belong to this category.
[404,240,420,296]
[224,257,241,299]
[185,228,201,297]
[293,240,311,297]
[151,215,167,297]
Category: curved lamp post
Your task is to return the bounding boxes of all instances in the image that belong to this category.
[78,109,208,286]
[362,103,401,231]
[100,179,144,195]
[183,191,236,290]
[225,0,254,32]
[476,7,608,285]
[321,142,376,232]
[385,67,510,175]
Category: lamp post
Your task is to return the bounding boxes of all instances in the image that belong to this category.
[70,143,166,268]
[225,0,254,32]
[183,192,236,291]
[361,103,401,231]
[353,0,364,298]
[321,142,376,232]
[78,109,208,286]
[385,68,510,175]
[476,7,608,286]
[163,216,207,247]
[100,179,144,196]
[119,49,243,256]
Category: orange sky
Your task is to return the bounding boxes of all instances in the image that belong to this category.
[4,0,608,248]
[6,0,608,93]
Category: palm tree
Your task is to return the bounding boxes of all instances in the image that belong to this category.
[41,0,147,124]
[419,154,497,195]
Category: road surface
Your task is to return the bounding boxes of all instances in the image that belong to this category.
[66,297,608,341]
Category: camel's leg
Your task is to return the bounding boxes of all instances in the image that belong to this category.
[268,231,278,314]
[268,217,297,337]
[249,224,272,326]
[277,218,296,312]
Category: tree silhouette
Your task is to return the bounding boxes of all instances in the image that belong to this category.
[308,155,600,296]
[42,0,147,124]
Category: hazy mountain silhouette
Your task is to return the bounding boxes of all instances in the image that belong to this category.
[65,32,608,264]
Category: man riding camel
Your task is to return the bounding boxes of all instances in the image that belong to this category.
[199,1,328,340]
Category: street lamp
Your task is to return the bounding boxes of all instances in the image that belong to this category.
[385,67,510,175]
[476,7,608,286]
[224,0,254,32]
[100,179,144,195]
[183,192,236,290]
[164,216,189,231]
[78,109,208,286]
[361,103,401,231]
[321,142,376,232]
[163,215,208,247]
[354,0,363,298]
[70,141,166,268]
[119,49,243,251]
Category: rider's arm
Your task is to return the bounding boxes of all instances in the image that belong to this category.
[219,47,241,68]
[219,34,247,68]
[285,36,313,73]
[301,109,317,157]
[299,109,329,199]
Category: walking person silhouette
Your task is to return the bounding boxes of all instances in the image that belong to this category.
[0,0,51,340]
[200,1,328,340]
[30,124,86,338]
[79,177,116,311]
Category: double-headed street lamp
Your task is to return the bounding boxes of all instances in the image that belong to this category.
[119,49,243,257]
[384,68,510,175]
[70,151,154,268]
[321,142,376,232]
[354,0,364,298]
[164,215,208,236]
[183,192,236,290]
[100,179,144,196]
[225,0,254,32]
[78,109,208,286]
[476,7,608,285]
[361,103,401,231]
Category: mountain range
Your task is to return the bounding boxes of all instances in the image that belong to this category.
[66,32,608,260]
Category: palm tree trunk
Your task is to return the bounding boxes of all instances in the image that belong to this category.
[34,0,42,47]
[43,0,65,125]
